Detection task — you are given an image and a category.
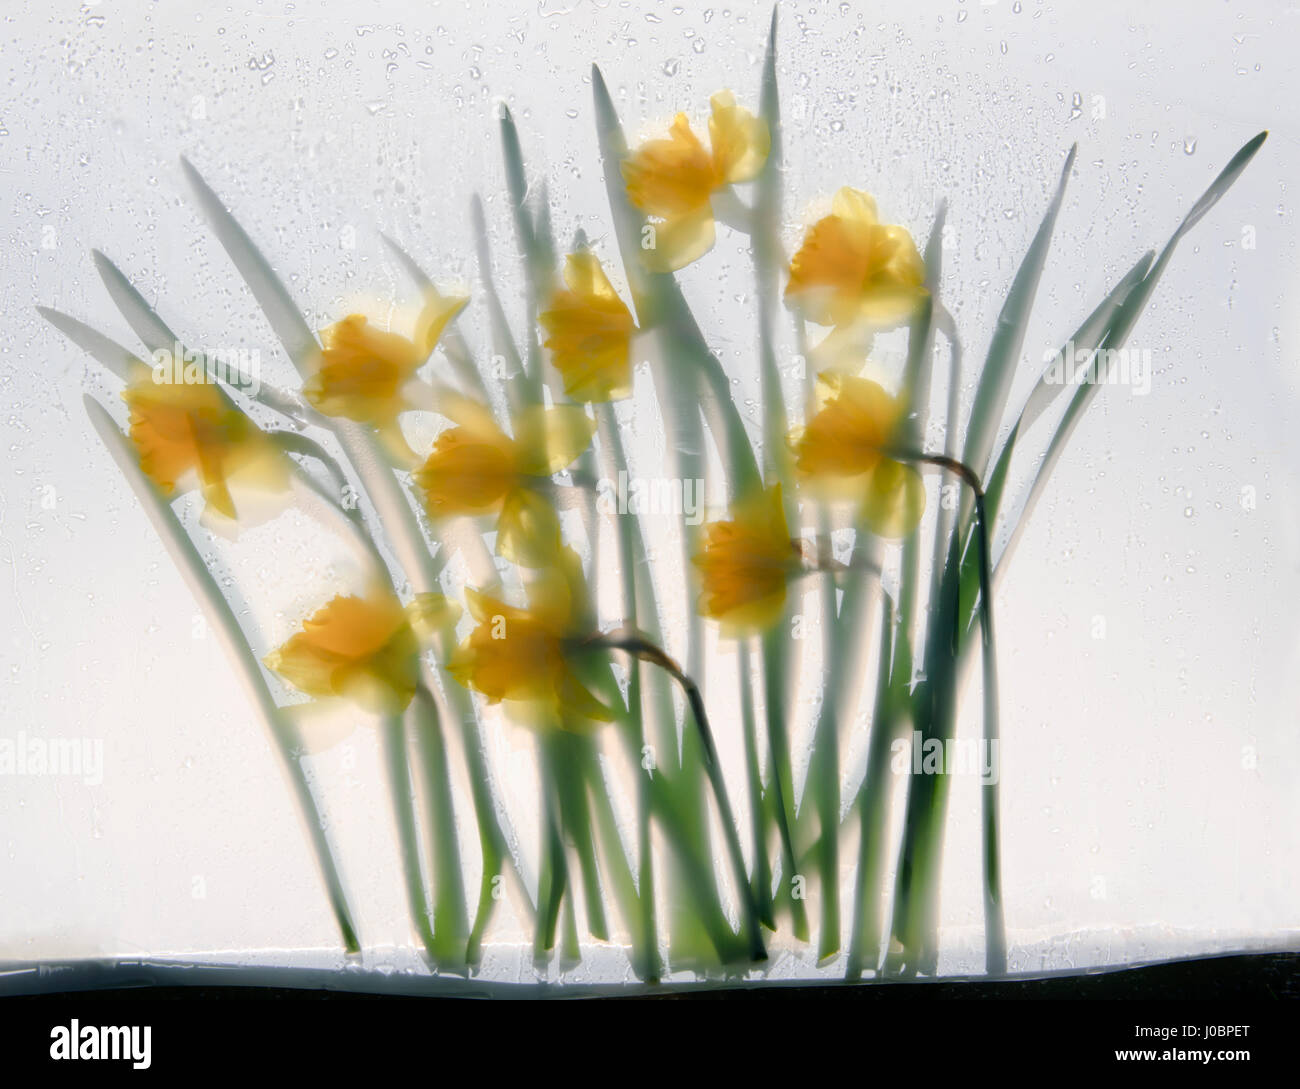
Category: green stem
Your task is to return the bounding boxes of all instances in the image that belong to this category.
[547,732,610,942]
[380,715,438,961]
[593,635,767,963]
[845,598,899,977]
[885,449,1005,976]
[410,688,470,973]
[534,744,570,966]
[737,641,776,929]
[761,628,811,942]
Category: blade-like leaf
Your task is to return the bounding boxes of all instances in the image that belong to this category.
[37,306,140,381]
[470,194,531,413]
[983,248,1155,534]
[962,145,1077,481]
[92,250,178,355]
[995,130,1267,579]
[42,299,307,425]
[180,157,319,373]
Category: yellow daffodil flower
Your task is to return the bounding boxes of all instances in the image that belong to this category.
[785,188,926,331]
[693,484,799,633]
[305,292,467,458]
[792,371,925,537]
[539,251,638,402]
[264,587,458,715]
[447,576,613,730]
[621,90,770,272]
[122,364,289,525]
[413,394,594,520]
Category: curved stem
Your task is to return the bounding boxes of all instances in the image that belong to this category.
[886,448,1006,975]
[584,633,767,963]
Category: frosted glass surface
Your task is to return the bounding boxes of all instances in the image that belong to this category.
[1,0,1296,988]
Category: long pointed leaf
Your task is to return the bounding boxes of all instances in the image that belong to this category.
[962,145,1077,480]
[996,131,1267,579]
[180,157,319,373]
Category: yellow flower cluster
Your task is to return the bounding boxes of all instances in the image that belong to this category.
[124,85,933,710]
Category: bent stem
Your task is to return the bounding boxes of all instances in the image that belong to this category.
[590,634,767,963]
[887,449,1006,975]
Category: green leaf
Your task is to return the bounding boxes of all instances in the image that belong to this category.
[409,691,471,973]
[91,250,176,354]
[180,157,319,373]
[83,255,307,423]
[37,306,140,382]
[961,145,1077,481]
[995,130,1268,580]
[469,194,531,410]
[982,248,1155,540]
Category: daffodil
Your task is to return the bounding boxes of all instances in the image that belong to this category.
[621,90,770,271]
[785,188,926,331]
[539,251,638,402]
[447,577,613,730]
[264,587,458,715]
[693,484,799,633]
[792,371,925,537]
[305,291,467,459]
[122,363,289,525]
[413,394,594,520]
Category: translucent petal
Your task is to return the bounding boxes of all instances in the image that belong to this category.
[640,204,717,273]
[708,90,770,185]
[511,405,596,475]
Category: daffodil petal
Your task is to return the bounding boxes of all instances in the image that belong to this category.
[708,90,770,185]
[437,391,505,438]
[416,291,469,357]
[562,251,619,301]
[692,483,795,633]
[641,204,717,273]
[511,405,595,475]
[831,186,880,225]
[497,488,564,569]
[539,251,637,402]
